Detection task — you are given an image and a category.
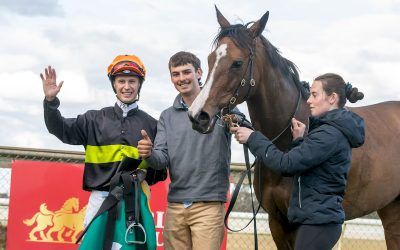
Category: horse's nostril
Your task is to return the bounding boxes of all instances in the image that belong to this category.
[190,110,215,134]
[197,111,210,124]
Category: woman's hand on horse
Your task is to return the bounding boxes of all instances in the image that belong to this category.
[138,130,153,159]
[291,118,306,140]
[230,127,254,144]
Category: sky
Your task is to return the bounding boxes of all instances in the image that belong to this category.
[0,0,399,163]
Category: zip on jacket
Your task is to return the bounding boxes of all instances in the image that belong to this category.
[298,176,302,208]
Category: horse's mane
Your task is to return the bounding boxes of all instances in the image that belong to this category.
[213,23,309,99]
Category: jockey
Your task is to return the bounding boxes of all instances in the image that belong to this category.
[41,54,163,249]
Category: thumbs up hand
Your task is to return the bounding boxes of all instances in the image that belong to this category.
[138,130,153,159]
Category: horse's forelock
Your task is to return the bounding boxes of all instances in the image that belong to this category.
[213,24,252,50]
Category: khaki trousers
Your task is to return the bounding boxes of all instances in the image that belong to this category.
[164,202,225,250]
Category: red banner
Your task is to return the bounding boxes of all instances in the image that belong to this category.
[7,160,227,249]
[7,160,89,249]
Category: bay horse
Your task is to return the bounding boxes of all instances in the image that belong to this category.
[188,7,400,249]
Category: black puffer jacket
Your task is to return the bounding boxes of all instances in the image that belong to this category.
[247,108,365,224]
[44,97,158,191]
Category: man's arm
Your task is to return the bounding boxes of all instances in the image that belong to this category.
[41,66,87,145]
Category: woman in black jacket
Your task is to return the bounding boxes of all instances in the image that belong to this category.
[231,73,365,250]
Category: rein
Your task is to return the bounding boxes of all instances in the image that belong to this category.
[270,87,301,143]
[219,39,262,250]
[220,38,304,250]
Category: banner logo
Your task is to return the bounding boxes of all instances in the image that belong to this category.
[23,197,87,243]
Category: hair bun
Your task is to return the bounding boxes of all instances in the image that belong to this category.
[346,83,364,103]
[345,82,352,96]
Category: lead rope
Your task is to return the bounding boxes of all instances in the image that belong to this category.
[222,113,261,250]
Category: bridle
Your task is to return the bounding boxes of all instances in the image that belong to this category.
[219,38,302,143]
[219,39,256,118]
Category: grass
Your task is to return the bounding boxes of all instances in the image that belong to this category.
[0,225,5,250]
[226,233,387,250]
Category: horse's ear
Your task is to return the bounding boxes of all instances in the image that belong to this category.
[249,11,269,38]
[215,5,230,28]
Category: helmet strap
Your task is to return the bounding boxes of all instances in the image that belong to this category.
[110,77,117,93]
[136,83,143,102]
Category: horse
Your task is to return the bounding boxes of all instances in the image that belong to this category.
[188,7,400,249]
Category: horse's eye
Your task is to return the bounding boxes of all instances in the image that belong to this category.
[231,60,243,69]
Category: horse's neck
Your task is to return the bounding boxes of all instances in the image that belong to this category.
[246,69,307,150]
[247,71,299,185]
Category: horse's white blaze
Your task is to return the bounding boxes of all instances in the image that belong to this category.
[189,43,227,116]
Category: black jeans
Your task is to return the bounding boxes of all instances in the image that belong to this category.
[294,223,342,250]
